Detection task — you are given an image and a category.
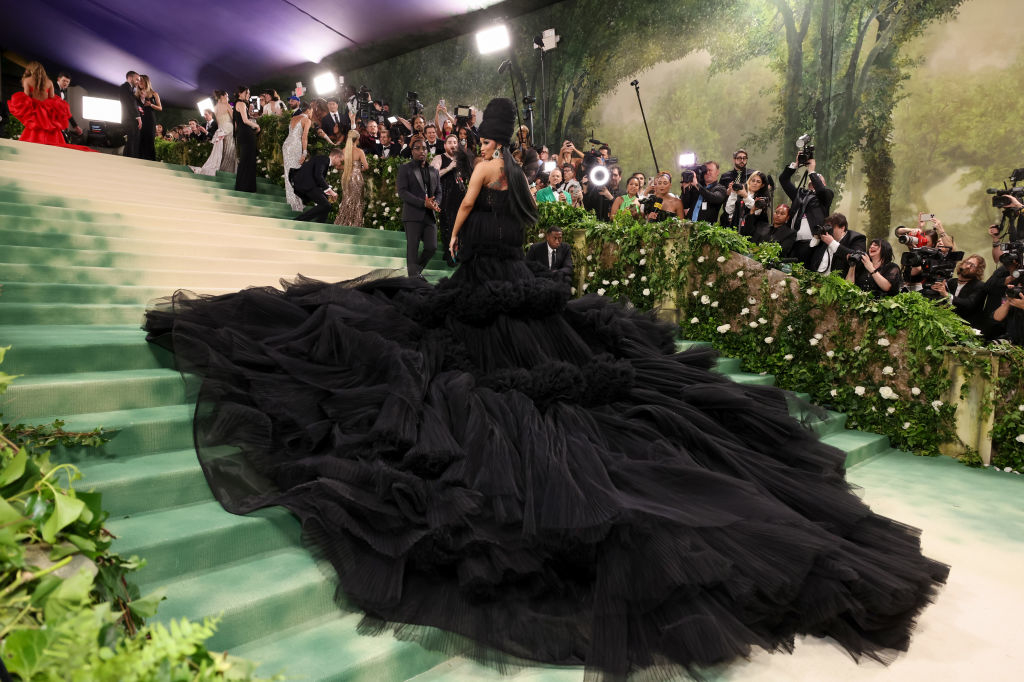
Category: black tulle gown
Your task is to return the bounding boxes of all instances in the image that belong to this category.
[144,187,948,680]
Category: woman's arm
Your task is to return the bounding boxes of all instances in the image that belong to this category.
[300,117,311,157]
[610,195,624,217]
[236,101,259,130]
[150,93,163,111]
[358,149,369,171]
[846,265,857,284]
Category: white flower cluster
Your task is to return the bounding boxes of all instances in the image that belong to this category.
[716,323,731,333]
[878,386,898,400]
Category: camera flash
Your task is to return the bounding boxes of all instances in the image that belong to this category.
[678,153,696,167]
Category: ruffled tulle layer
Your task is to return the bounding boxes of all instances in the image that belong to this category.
[144,267,948,680]
[8,92,94,151]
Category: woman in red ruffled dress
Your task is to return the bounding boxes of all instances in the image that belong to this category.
[8,62,94,152]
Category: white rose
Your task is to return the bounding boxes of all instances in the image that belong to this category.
[641,276,647,282]
[903,422,911,430]
[611,280,620,286]
[783,354,794,361]
[887,406,896,414]
[383,207,389,214]
[582,283,589,291]
[826,350,834,358]
[701,295,711,304]
[597,288,606,296]
[586,254,593,261]
[764,336,774,343]
[758,318,767,324]
[806,287,816,295]
[690,317,699,324]
[736,270,744,277]
[639,258,647,266]
[711,301,719,308]
[931,400,943,411]
[877,338,891,347]
[749,321,758,328]
[748,297,757,304]
[643,289,651,296]
[809,338,819,346]
[603,280,610,285]
[814,333,823,340]
[882,366,894,375]
[853,345,861,351]
[706,280,714,287]
[640,248,647,255]
[854,386,866,396]
[1016,434,1024,443]
[740,307,750,315]
[717,255,726,263]
[697,256,705,263]
[628,273,636,279]
[787,325,793,332]
[770,293,779,300]
[716,323,731,333]
[829,389,838,397]
[879,386,898,400]
[912,387,921,396]
[571,287,577,295]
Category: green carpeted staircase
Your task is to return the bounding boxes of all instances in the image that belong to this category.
[0,138,899,681]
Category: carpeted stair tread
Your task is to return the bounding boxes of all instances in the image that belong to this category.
[0,325,163,375]
[3,367,185,416]
[820,429,892,467]
[0,281,238,305]
[0,302,147,326]
[720,371,775,386]
[107,500,300,586]
[149,547,336,652]
[80,448,212,516]
[407,657,584,681]
[232,611,452,682]
[35,403,195,460]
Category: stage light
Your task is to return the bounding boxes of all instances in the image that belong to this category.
[589,165,610,187]
[82,96,121,123]
[543,160,556,172]
[195,97,214,114]
[678,152,696,167]
[476,24,510,54]
[314,71,338,95]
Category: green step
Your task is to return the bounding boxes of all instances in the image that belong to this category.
[80,448,212,516]
[232,612,451,682]
[151,548,335,652]
[108,501,299,586]
[0,302,146,326]
[820,429,892,467]
[0,282,234,305]
[408,658,584,682]
[2,368,184,416]
[722,371,775,386]
[0,325,166,376]
[38,404,194,461]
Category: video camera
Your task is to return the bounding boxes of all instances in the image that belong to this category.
[796,133,815,167]
[996,241,1024,269]
[406,91,423,117]
[355,85,376,122]
[680,164,706,185]
[987,186,1024,208]
[901,246,964,300]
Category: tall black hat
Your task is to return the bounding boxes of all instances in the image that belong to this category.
[477,97,516,146]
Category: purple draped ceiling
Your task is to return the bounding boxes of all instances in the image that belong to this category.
[1,0,512,105]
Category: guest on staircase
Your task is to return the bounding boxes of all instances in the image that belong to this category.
[334,129,369,227]
[7,61,94,152]
[233,86,260,193]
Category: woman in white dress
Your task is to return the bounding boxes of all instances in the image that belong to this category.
[282,102,313,211]
[192,90,236,176]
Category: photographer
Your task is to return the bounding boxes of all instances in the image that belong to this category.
[991,285,1024,345]
[930,254,987,333]
[780,156,834,265]
[807,212,865,273]
[846,239,902,297]
[678,161,726,223]
[983,225,1022,340]
[723,171,771,236]
[718,149,750,196]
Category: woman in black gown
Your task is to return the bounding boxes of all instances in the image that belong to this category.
[137,75,161,161]
[432,133,471,266]
[144,98,947,680]
[233,86,260,192]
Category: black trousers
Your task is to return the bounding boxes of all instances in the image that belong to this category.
[404,219,437,276]
[294,188,332,223]
[123,122,140,158]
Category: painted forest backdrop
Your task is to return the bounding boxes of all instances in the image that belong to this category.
[314,0,1020,263]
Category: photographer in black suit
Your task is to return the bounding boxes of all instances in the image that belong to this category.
[289,149,343,222]
[806,212,865,273]
[779,156,834,265]
[120,71,142,158]
[526,226,573,283]
[397,136,442,278]
[930,254,988,333]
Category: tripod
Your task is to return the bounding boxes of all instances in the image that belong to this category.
[631,80,659,175]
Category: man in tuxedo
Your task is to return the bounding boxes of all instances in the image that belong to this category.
[397,136,442,278]
[55,72,83,141]
[779,157,834,265]
[202,109,217,137]
[378,127,401,159]
[526,226,574,283]
[359,119,383,156]
[321,99,344,143]
[290,149,343,222]
[931,254,988,333]
[120,71,142,157]
[806,212,866,273]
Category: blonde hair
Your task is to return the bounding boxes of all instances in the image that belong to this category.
[138,75,154,98]
[22,61,51,100]
[342,129,359,188]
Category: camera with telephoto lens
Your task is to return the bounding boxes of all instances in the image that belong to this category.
[901,246,964,300]
[997,241,1024,269]
[796,133,815,167]
[1007,284,1024,299]
[897,228,930,248]
[987,186,1024,208]
[809,223,829,237]
[754,195,770,211]
[846,250,868,264]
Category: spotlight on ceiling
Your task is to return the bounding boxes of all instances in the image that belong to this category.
[81,96,121,123]
[195,97,214,114]
[314,71,338,95]
[476,24,510,54]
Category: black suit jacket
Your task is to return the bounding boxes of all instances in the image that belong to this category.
[397,160,442,223]
[807,229,866,273]
[379,142,402,159]
[289,155,331,194]
[321,112,343,140]
[526,241,573,282]
[360,137,383,157]
[780,165,834,236]
[120,82,140,128]
[56,86,78,130]
[946,277,988,331]
[759,224,798,258]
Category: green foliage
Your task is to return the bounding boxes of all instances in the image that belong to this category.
[361,156,405,231]
[155,137,211,167]
[0,352,274,681]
